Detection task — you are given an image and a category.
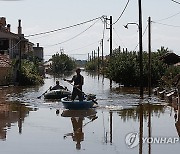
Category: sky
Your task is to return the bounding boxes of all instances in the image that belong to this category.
[1,0,180,60]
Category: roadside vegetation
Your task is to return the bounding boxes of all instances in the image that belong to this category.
[12,59,44,86]
[85,46,179,87]
[19,59,44,85]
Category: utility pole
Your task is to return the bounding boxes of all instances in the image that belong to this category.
[138,0,143,99]
[110,16,113,57]
[98,46,100,72]
[94,50,96,60]
[17,36,22,84]
[105,16,113,88]
[88,53,90,62]
[118,46,121,54]
[92,51,94,61]
[105,16,113,58]
[19,36,22,73]
[101,39,104,69]
[148,17,152,97]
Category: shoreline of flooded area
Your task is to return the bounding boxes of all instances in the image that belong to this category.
[0,71,179,154]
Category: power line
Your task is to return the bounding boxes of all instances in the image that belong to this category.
[155,11,180,22]
[133,24,148,51]
[113,0,130,25]
[68,41,99,52]
[44,53,87,57]
[172,0,180,5]
[44,19,100,48]
[25,16,103,37]
[44,40,99,57]
[113,28,126,48]
[153,21,180,27]
[101,0,130,26]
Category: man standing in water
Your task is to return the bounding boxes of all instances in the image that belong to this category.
[64,68,84,101]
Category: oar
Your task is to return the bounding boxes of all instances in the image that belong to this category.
[37,87,50,99]
[63,79,98,105]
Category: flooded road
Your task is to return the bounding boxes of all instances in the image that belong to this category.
[0,71,179,154]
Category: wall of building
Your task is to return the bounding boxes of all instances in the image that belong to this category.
[0,67,12,85]
[33,43,44,62]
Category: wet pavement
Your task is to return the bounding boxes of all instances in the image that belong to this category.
[0,71,179,154]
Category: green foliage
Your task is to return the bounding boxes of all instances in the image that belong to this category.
[20,60,44,85]
[107,51,140,86]
[85,60,98,71]
[106,47,170,87]
[85,58,104,72]
[51,53,76,73]
[160,65,180,88]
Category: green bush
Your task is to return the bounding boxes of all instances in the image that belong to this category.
[20,60,44,85]
[85,61,98,71]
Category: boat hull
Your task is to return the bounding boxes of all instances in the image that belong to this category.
[44,89,71,99]
[61,97,94,110]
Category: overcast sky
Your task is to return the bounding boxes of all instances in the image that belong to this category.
[1,0,180,60]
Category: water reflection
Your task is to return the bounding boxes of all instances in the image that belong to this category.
[0,69,179,154]
[117,103,165,122]
[175,103,180,137]
[61,109,98,150]
[116,103,166,154]
[171,98,180,137]
[0,102,33,141]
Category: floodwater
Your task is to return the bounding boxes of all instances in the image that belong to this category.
[0,71,179,154]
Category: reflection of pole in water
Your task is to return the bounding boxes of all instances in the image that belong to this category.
[148,103,152,154]
[18,104,23,134]
[102,74,105,84]
[110,79,112,89]
[110,111,113,144]
[102,111,113,144]
[102,111,107,143]
[139,104,143,154]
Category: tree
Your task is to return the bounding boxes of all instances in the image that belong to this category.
[51,53,76,73]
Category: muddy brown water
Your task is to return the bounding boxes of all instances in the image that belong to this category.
[0,71,179,154]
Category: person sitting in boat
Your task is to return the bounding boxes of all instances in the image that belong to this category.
[50,81,66,91]
[64,68,84,101]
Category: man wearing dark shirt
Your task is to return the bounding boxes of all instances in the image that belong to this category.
[64,68,84,101]
[50,81,65,91]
